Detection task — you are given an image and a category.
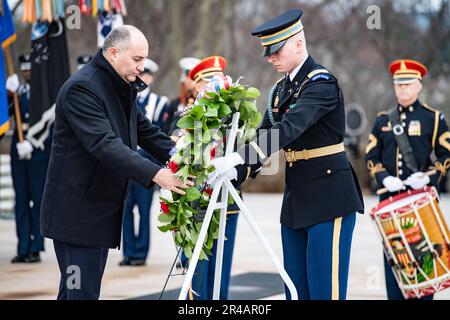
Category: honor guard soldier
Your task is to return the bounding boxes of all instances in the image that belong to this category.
[120,58,171,266]
[135,58,170,129]
[166,57,200,136]
[210,9,364,300]
[5,53,50,263]
[365,59,450,300]
[186,56,239,300]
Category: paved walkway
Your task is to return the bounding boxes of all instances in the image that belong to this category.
[1,192,450,300]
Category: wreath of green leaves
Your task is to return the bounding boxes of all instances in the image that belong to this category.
[158,84,261,260]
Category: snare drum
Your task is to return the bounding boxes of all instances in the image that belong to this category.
[370,187,450,299]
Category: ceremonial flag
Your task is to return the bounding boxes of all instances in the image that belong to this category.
[0,47,8,136]
[0,0,16,136]
[97,10,123,48]
[0,0,16,48]
[27,18,70,149]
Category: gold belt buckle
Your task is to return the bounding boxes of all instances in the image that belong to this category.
[285,150,292,162]
[301,149,310,160]
[285,149,296,166]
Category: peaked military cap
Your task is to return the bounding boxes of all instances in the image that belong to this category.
[251,9,304,57]
[19,53,31,71]
[179,57,201,81]
[389,59,427,85]
[188,56,227,83]
[142,58,159,75]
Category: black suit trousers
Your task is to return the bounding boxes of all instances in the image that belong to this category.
[53,240,109,300]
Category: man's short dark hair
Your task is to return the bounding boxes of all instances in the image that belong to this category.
[102,26,131,53]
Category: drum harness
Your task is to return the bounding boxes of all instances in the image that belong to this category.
[388,108,420,173]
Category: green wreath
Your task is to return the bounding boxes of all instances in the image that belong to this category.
[158,76,262,260]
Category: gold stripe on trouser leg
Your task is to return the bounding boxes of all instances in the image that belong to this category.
[332,217,343,300]
[189,285,194,300]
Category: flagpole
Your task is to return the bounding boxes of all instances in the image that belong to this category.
[3,47,24,143]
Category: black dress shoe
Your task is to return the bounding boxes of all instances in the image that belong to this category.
[11,255,31,263]
[27,253,41,263]
[119,258,132,266]
[129,259,146,266]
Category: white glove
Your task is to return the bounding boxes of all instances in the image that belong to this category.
[6,74,19,93]
[16,140,33,160]
[404,172,430,190]
[382,176,405,192]
[210,152,244,175]
[207,167,238,186]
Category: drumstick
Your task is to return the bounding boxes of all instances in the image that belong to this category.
[376,170,437,196]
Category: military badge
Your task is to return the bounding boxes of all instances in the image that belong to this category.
[408,120,421,136]
[274,95,279,107]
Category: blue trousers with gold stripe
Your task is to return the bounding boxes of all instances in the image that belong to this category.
[189,213,238,300]
[281,213,356,300]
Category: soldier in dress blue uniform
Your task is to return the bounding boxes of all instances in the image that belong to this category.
[365,59,450,300]
[210,9,364,300]
[186,56,239,300]
[120,58,171,266]
[5,53,51,263]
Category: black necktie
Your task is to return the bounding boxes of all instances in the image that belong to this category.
[281,76,292,100]
[284,76,292,88]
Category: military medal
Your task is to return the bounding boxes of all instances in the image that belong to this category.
[408,120,421,136]
[274,95,279,107]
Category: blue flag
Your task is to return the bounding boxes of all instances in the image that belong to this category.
[0,0,16,136]
[0,0,16,48]
[0,47,8,135]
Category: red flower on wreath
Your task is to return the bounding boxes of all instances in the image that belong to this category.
[168,161,179,173]
[204,187,213,196]
[160,201,170,214]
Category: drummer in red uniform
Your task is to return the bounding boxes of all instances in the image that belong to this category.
[365,59,450,300]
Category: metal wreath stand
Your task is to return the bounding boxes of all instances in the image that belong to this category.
[178,112,298,300]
